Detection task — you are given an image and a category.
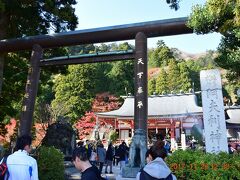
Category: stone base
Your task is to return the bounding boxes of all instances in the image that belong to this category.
[122,166,140,178]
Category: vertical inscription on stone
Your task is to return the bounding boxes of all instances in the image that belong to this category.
[200,69,228,153]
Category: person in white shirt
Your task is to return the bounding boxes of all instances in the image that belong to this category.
[6,135,39,180]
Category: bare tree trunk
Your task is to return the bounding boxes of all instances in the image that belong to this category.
[0,13,8,95]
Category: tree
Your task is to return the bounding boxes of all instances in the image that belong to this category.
[96,43,111,53]
[165,0,181,11]
[108,42,134,95]
[167,59,181,92]
[94,62,113,93]
[148,78,156,95]
[0,1,77,39]
[185,60,201,92]
[91,93,122,112]
[0,118,17,143]
[178,62,192,92]
[108,60,134,96]
[51,64,97,123]
[68,44,95,55]
[0,1,78,120]
[155,68,168,94]
[0,53,28,121]
[148,40,174,68]
[74,112,97,140]
[188,0,240,101]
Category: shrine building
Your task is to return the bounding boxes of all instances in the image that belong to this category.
[96,93,203,142]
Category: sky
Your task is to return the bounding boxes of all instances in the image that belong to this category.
[74,0,222,54]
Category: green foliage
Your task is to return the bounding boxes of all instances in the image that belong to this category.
[108,60,134,96]
[166,150,240,180]
[148,40,174,68]
[224,83,240,104]
[194,50,217,69]
[179,62,192,92]
[37,146,64,180]
[165,0,180,11]
[185,60,202,92]
[109,130,118,143]
[94,62,113,93]
[155,68,168,94]
[188,1,239,35]
[188,0,240,87]
[0,53,28,121]
[167,59,181,92]
[1,0,77,38]
[68,44,95,55]
[148,78,156,95]
[216,36,240,84]
[0,0,78,121]
[49,42,134,123]
[51,64,97,122]
[107,42,134,96]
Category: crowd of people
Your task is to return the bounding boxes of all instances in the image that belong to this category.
[72,134,176,180]
[1,134,240,180]
[76,140,129,174]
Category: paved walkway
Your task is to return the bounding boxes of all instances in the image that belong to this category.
[64,162,136,180]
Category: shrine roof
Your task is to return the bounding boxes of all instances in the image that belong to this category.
[96,93,202,119]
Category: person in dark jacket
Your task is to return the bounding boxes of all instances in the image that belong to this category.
[118,141,128,170]
[113,145,120,166]
[105,142,114,174]
[72,147,103,180]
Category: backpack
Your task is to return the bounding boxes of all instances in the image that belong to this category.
[140,168,173,180]
[0,156,8,180]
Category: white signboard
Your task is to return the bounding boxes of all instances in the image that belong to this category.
[200,69,228,153]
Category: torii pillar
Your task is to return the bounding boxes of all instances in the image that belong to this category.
[122,32,148,178]
[134,32,148,134]
[19,44,43,136]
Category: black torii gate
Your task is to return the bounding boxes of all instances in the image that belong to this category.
[0,17,192,140]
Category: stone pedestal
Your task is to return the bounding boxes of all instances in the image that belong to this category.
[122,166,140,178]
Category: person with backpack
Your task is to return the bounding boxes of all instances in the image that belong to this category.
[72,146,106,180]
[6,135,39,180]
[0,155,8,180]
[136,141,177,180]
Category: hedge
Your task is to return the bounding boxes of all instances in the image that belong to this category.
[37,146,65,180]
[166,150,240,180]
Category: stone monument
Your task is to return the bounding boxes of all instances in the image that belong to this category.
[200,69,228,153]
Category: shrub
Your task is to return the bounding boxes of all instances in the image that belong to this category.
[109,130,118,143]
[166,150,240,180]
[37,146,65,180]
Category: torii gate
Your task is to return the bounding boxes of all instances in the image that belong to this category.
[0,17,192,144]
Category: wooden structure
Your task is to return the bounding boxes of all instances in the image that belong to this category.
[0,17,192,136]
[96,93,203,141]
